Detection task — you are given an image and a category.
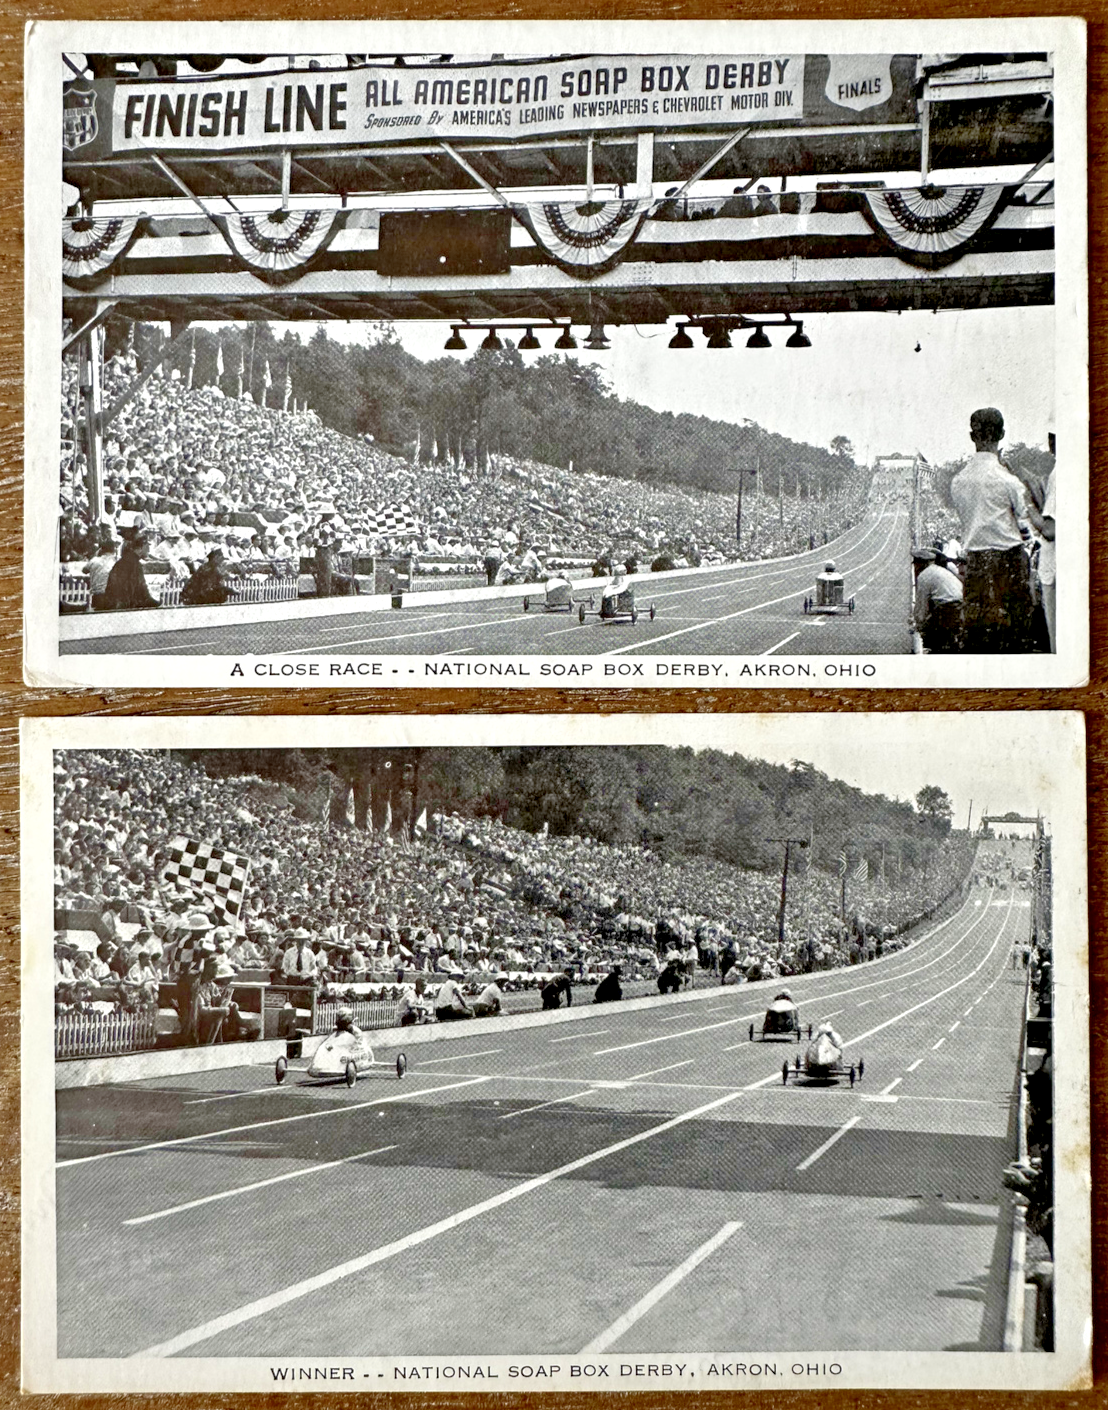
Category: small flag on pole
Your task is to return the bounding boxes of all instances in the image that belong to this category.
[853,856,869,884]
[838,848,848,879]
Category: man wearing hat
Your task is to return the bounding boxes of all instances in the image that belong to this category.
[103,528,159,611]
[196,955,244,1044]
[281,927,322,981]
[175,911,216,1041]
[913,547,964,653]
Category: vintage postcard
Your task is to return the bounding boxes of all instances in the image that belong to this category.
[25,18,1087,688]
[23,712,1090,1391]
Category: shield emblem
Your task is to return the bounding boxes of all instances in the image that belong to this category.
[825,55,893,113]
[62,86,98,152]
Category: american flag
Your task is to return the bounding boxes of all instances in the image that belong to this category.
[838,848,848,878]
[161,836,251,929]
[853,856,870,885]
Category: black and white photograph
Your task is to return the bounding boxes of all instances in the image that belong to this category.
[25,18,1087,689]
[22,713,1090,1392]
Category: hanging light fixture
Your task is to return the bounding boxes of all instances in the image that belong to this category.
[554,326,577,350]
[746,326,772,349]
[480,329,503,351]
[668,324,694,349]
[444,327,467,351]
[785,323,811,349]
[706,322,732,349]
[518,327,541,350]
[585,320,610,351]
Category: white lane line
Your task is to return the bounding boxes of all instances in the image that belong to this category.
[906,1058,923,1073]
[842,891,1014,1053]
[136,1077,779,1358]
[550,1030,610,1044]
[592,897,993,1061]
[932,1037,947,1050]
[949,1021,961,1032]
[761,631,800,656]
[879,1078,902,1096]
[625,1059,695,1083]
[796,1116,861,1172]
[283,614,525,653]
[964,1007,974,1017]
[123,1146,397,1225]
[498,1089,597,1121]
[580,1222,744,1354]
[655,1012,695,1023]
[186,1086,286,1106]
[56,1076,491,1170]
[418,1048,504,1064]
[602,512,902,657]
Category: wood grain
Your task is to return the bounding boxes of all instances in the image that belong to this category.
[0,4,1103,1406]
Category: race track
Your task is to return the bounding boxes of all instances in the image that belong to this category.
[63,503,912,658]
[56,882,1029,1359]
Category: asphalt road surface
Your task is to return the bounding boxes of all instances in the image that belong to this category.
[56,882,1029,1359]
[63,503,912,658]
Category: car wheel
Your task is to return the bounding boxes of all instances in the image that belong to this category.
[649,604,656,620]
[396,1052,408,1079]
[579,604,586,624]
[523,598,529,611]
[631,609,638,624]
[345,1059,357,1087]
[275,1055,287,1084]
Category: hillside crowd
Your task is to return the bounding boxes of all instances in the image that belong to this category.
[59,352,861,606]
[53,749,974,1050]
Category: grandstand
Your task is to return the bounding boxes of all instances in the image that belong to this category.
[53,747,976,1056]
[59,345,868,610]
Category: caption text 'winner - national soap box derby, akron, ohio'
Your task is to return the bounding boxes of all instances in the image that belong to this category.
[21,712,1090,1393]
[24,17,1087,689]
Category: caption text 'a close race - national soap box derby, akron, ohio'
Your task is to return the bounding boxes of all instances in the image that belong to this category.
[25,18,1087,689]
[22,712,1090,1393]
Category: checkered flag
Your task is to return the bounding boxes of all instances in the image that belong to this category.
[162,836,251,928]
[366,505,419,538]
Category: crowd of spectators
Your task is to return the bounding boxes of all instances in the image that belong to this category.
[53,749,974,1048]
[59,350,864,608]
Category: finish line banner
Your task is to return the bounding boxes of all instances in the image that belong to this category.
[65,55,812,156]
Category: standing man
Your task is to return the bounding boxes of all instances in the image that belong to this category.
[949,408,1033,652]
[1025,424,1057,652]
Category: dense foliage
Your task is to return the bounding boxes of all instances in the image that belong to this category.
[181,746,957,882]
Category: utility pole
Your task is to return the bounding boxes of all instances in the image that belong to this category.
[768,835,809,945]
[735,465,756,557]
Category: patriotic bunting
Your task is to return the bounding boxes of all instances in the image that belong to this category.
[213,208,345,285]
[62,214,143,284]
[861,185,1008,268]
[513,197,652,279]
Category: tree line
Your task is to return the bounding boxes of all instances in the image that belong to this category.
[181,746,957,881]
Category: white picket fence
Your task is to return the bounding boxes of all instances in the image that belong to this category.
[55,1008,158,1059]
[59,572,299,611]
[313,998,400,1034]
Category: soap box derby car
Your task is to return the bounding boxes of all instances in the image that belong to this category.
[276,1009,407,1087]
[759,989,802,1041]
[579,569,655,625]
[523,575,591,614]
[781,1021,860,1084]
[803,561,856,616]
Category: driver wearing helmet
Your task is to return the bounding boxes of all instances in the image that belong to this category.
[333,1005,362,1038]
